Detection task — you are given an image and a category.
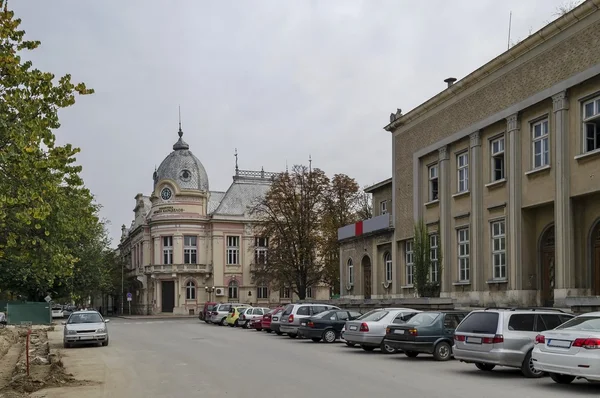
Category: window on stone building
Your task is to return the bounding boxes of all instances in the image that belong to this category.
[281,287,291,299]
[254,237,268,265]
[185,280,196,300]
[163,236,173,265]
[430,234,439,283]
[583,96,600,153]
[491,137,505,182]
[380,200,387,215]
[257,286,268,299]
[458,228,470,282]
[532,119,549,169]
[384,252,392,282]
[492,220,507,280]
[405,241,414,286]
[228,280,239,299]
[226,236,240,265]
[428,165,438,202]
[457,152,469,193]
[184,236,197,264]
[306,286,313,298]
[347,258,354,285]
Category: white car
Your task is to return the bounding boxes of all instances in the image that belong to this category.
[62,310,110,348]
[532,311,600,384]
[51,306,64,318]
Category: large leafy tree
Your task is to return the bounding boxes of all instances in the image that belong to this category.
[0,1,98,297]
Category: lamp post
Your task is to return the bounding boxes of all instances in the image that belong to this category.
[204,286,215,302]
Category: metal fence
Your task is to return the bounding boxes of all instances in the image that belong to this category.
[5,302,51,325]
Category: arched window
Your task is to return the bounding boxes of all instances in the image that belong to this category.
[384,252,392,282]
[347,258,354,285]
[185,280,196,300]
[228,280,239,299]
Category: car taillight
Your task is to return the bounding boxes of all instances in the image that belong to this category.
[535,334,545,344]
[288,315,294,323]
[454,334,466,342]
[408,328,418,336]
[572,338,600,349]
[359,323,369,332]
[241,314,245,320]
[211,311,218,315]
[308,321,314,328]
[482,335,504,344]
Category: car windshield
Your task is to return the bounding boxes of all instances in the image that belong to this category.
[555,316,600,331]
[407,312,440,326]
[68,313,103,324]
[357,310,388,322]
[313,310,336,319]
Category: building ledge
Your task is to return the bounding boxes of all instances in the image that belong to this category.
[145,264,212,274]
[401,285,414,289]
[453,281,471,286]
[486,279,508,285]
[452,191,470,199]
[574,148,600,161]
[525,165,551,177]
[424,199,439,208]
[485,179,506,189]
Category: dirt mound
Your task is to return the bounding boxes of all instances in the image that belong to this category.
[9,359,85,394]
[0,329,17,360]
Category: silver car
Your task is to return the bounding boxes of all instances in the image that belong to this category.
[453,308,574,378]
[62,310,110,348]
[279,303,340,338]
[209,303,251,326]
[344,308,421,353]
[239,307,271,328]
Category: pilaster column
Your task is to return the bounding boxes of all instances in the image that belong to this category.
[391,235,398,296]
[153,237,160,265]
[470,131,483,290]
[174,234,183,264]
[553,91,574,294]
[438,146,452,294]
[507,113,522,290]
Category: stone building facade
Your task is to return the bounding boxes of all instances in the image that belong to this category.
[380,0,600,308]
[118,126,329,315]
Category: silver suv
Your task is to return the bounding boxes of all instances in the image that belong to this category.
[209,303,251,326]
[453,307,574,378]
[280,303,340,338]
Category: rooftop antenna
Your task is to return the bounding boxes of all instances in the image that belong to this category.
[234,148,239,175]
[507,11,512,50]
[285,160,288,173]
[178,105,182,131]
[308,154,312,173]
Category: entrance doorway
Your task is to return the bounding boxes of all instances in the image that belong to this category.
[592,223,600,295]
[362,256,372,300]
[161,281,175,313]
[540,226,555,307]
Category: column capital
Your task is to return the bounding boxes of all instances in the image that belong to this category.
[506,113,519,132]
[438,145,449,161]
[469,130,481,148]
[552,90,569,112]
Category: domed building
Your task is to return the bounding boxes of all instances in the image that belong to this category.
[118,124,328,315]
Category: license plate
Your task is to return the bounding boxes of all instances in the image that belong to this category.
[301,322,306,326]
[394,329,405,334]
[466,337,482,344]
[349,325,358,331]
[547,339,572,348]
[273,317,278,321]
[79,336,94,340]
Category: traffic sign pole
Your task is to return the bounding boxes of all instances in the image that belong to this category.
[126,293,132,316]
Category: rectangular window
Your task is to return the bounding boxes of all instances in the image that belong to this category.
[184,236,197,264]
[428,165,439,202]
[532,119,549,169]
[306,286,313,298]
[163,236,173,265]
[405,240,414,286]
[457,152,469,193]
[491,137,505,182]
[281,287,291,299]
[430,234,439,283]
[254,237,268,265]
[380,200,387,215]
[257,286,268,299]
[583,97,600,153]
[458,228,470,282]
[226,236,240,265]
[491,220,507,280]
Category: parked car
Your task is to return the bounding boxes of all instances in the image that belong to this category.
[280,303,340,339]
[383,310,470,361]
[199,302,217,322]
[62,310,110,348]
[532,311,600,384]
[453,307,574,378]
[249,316,263,331]
[226,306,252,327]
[51,305,64,319]
[299,309,362,343]
[270,307,285,335]
[262,307,283,333]
[344,308,421,353]
[209,303,251,326]
[62,305,77,318]
[239,307,271,328]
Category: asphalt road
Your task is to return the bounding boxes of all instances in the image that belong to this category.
[55,318,600,398]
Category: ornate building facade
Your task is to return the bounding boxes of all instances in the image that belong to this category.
[119,126,328,315]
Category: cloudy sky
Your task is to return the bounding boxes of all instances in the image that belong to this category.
[12,0,580,245]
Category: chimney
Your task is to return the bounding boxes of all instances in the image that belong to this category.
[444,77,457,88]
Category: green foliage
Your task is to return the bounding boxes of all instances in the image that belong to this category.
[0,2,112,299]
[412,219,442,297]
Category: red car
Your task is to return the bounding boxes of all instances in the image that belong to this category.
[261,307,283,333]
[249,316,263,331]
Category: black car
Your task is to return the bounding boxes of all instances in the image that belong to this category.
[383,310,470,361]
[299,309,362,343]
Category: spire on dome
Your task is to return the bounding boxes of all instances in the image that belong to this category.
[173,106,189,150]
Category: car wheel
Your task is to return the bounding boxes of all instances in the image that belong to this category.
[521,350,544,378]
[475,363,496,371]
[404,351,419,358]
[234,320,239,327]
[380,341,397,354]
[550,373,576,384]
[256,328,262,332]
[276,331,283,336]
[323,329,337,344]
[266,329,272,333]
[433,341,452,361]
[311,337,321,343]
[102,339,109,347]
[204,320,209,324]
[345,342,356,347]
[288,333,297,339]
[220,318,227,326]
[361,345,375,352]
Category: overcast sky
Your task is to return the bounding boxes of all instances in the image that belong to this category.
[12,0,579,245]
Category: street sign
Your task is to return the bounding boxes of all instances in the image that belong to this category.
[44,295,52,303]
[126,293,132,301]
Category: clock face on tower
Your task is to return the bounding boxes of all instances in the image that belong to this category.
[160,187,172,201]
